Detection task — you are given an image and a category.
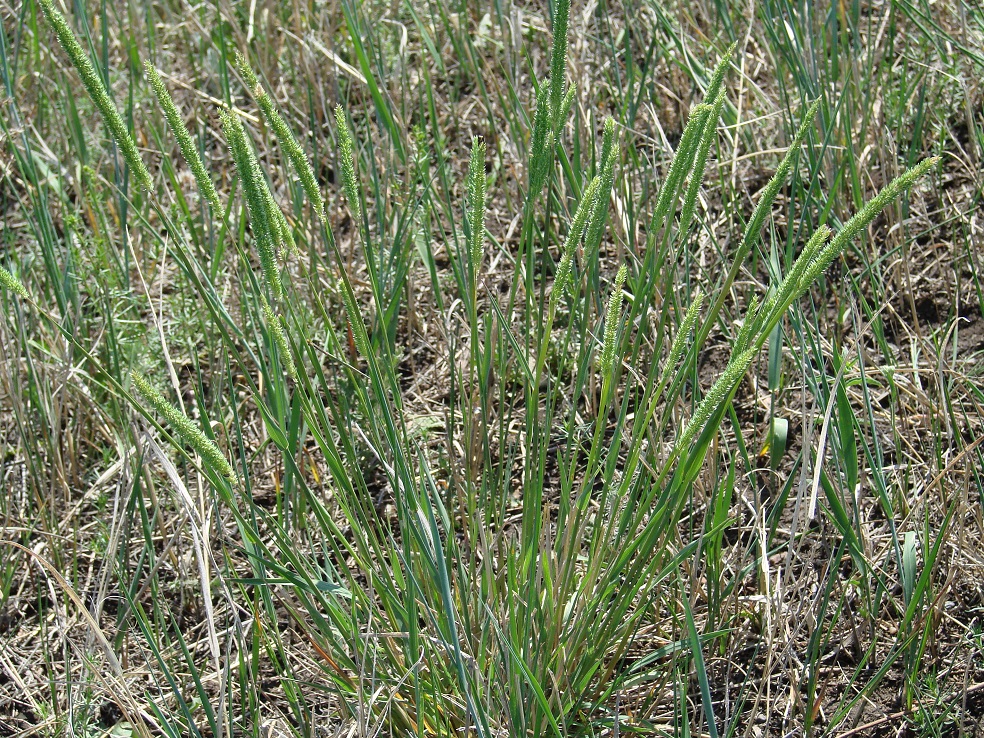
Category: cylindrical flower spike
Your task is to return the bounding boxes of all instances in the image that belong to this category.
[238,54,326,223]
[131,372,237,484]
[675,346,756,456]
[334,106,363,228]
[466,137,487,291]
[145,62,220,209]
[817,157,940,285]
[529,82,555,197]
[0,265,28,299]
[261,296,297,380]
[37,0,153,191]
[585,120,619,258]
[600,265,628,376]
[554,177,601,300]
[221,110,283,297]
[548,0,571,126]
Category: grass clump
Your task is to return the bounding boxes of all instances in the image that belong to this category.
[2,1,976,737]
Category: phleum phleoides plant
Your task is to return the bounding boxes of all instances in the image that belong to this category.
[26,0,940,735]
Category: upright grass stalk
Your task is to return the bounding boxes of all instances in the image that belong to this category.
[533,176,600,384]
[332,105,372,360]
[37,0,153,191]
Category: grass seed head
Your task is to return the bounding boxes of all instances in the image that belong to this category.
[585,136,619,258]
[131,372,237,484]
[37,0,152,191]
[334,106,363,227]
[555,177,600,299]
[676,346,756,456]
[221,109,283,297]
[600,265,628,376]
[646,99,713,244]
[466,137,487,287]
[261,296,297,380]
[0,264,28,299]
[529,81,555,196]
[678,90,726,238]
[548,0,572,126]
[659,288,704,392]
[823,156,940,268]
[145,61,220,209]
[740,98,822,253]
[238,54,326,222]
[705,41,739,102]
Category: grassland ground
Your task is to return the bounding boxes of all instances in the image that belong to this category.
[0,0,983,736]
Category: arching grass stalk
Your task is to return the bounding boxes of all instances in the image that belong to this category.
[755,156,940,341]
[144,61,219,209]
[749,225,831,341]
[813,157,940,279]
[131,372,237,484]
[237,54,326,223]
[672,346,756,458]
[669,156,938,499]
[582,159,943,634]
[37,0,152,191]
[220,109,283,297]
